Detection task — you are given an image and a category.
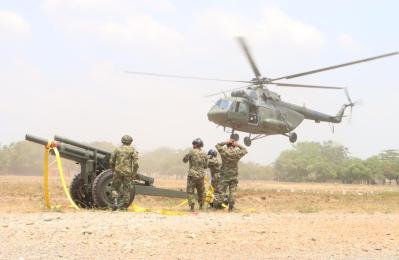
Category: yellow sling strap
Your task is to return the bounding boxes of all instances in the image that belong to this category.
[43,140,79,210]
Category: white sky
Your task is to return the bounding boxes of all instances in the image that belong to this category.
[0,0,398,164]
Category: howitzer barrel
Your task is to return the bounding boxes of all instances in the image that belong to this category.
[54,135,110,155]
[26,134,107,162]
[25,134,50,146]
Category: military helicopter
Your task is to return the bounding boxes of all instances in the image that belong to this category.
[126,37,398,146]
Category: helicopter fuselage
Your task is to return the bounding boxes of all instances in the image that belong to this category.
[207,88,345,137]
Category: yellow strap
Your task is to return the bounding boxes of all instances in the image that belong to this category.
[179,199,188,206]
[43,144,51,209]
[129,203,186,216]
[43,142,79,210]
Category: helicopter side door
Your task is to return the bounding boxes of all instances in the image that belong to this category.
[227,100,249,124]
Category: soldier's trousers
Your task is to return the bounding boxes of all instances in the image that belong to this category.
[111,174,133,205]
[210,172,220,193]
[186,175,205,206]
[215,178,238,206]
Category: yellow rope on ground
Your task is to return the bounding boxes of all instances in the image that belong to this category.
[128,203,186,216]
[43,140,79,210]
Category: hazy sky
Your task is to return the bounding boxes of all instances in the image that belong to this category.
[0,0,398,164]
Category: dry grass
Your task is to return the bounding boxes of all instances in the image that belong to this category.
[1,175,399,213]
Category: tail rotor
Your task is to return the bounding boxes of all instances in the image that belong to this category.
[344,88,361,124]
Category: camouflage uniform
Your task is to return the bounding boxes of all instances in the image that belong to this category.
[109,145,139,206]
[214,142,247,209]
[207,157,221,192]
[183,148,208,208]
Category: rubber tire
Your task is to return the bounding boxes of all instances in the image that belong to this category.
[289,132,298,143]
[70,173,94,208]
[92,170,135,209]
[244,137,252,147]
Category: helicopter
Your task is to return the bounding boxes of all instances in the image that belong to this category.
[126,37,398,146]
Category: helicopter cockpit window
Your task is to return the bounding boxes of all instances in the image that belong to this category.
[216,99,233,110]
[234,101,249,114]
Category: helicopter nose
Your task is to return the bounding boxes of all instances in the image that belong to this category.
[207,109,226,124]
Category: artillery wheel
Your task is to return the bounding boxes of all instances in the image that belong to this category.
[230,133,239,141]
[289,132,297,143]
[92,170,135,209]
[244,137,252,147]
[70,173,94,208]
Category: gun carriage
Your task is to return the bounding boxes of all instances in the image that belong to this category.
[25,134,187,209]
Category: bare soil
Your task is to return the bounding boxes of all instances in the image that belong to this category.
[1,175,399,259]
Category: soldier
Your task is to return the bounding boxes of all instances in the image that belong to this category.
[207,149,221,193]
[109,134,139,210]
[183,138,208,211]
[214,139,247,211]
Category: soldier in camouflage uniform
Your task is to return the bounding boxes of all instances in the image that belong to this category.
[214,139,247,211]
[183,138,208,211]
[207,149,221,193]
[109,135,139,209]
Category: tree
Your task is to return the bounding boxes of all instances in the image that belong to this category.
[274,141,348,182]
[379,150,399,184]
[337,157,371,183]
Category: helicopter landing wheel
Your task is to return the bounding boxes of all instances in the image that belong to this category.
[244,137,252,147]
[230,133,239,141]
[289,132,297,143]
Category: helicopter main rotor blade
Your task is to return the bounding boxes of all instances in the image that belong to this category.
[273,82,344,90]
[271,52,399,81]
[204,85,253,98]
[125,71,251,83]
[236,37,262,79]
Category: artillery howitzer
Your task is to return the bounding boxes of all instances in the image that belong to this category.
[25,134,187,209]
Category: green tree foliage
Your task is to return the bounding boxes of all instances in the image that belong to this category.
[378,149,399,183]
[238,161,274,180]
[275,142,399,184]
[337,157,372,183]
[2,139,397,184]
[275,141,347,182]
[139,147,189,179]
[0,141,275,180]
[0,142,43,175]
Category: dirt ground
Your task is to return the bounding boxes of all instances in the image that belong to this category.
[1,175,399,259]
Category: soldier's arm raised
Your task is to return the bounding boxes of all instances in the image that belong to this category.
[182,151,191,163]
[237,145,248,158]
[215,142,227,153]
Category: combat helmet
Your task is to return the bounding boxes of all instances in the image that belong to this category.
[207,149,217,158]
[192,138,204,148]
[121,135,133,145]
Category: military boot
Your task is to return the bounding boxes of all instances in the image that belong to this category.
[228,203,235,212]
[190,204,195,212]
[111,191,119,211]
[199,204,203,211]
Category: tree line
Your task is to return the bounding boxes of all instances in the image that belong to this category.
[0,140,397,184]
[274,141,399,184]
[0,141,273,180]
